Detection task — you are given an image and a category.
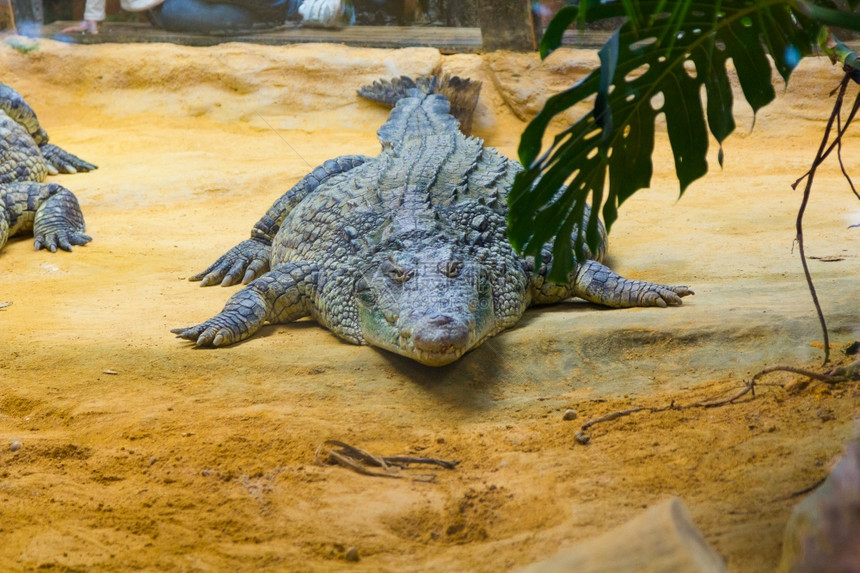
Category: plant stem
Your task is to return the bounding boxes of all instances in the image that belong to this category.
[796,74,851,365]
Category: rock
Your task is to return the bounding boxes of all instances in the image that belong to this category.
[10,440,21,452]
[778,437,860,572]
[483,49,598,123]
[345,546,360,562]
[562,409,578,421]
[514,497,728,573]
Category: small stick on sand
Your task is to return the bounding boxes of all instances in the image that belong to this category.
[315,440,459,481]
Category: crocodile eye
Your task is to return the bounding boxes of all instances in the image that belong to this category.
[381,260,412,283]
[354,277,376,304]
[477,268,492,293]
[438,260,464,278]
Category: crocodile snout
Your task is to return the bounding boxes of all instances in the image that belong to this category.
[411,313,471,354]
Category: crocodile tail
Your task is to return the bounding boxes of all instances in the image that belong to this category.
[357,75,438,107]
[376,92,460,149]
[358,74,482,136]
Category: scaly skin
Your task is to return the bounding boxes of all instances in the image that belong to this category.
[0,84,96,253]
[174,76,693,366]
[0,182,91,252]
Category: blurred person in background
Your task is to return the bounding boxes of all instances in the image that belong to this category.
[62,0,295,34]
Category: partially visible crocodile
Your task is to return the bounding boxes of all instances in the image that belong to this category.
[0,83,96,254]
[173,75,692,366]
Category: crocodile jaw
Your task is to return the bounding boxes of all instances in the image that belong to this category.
[358,305,481,366]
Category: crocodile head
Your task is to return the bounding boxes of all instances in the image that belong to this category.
[354,243,495,366]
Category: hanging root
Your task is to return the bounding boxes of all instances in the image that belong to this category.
[790,69,860,365]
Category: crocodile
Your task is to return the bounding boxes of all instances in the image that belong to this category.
[0,83,96,254]
[173,75,693,366]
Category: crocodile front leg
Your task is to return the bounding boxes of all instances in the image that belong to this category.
[190,155,368,287]
[173,261,318,347]
[0,182,91,252]
[189,237,272,287]
[40,144,98,175]
[572,260,693,308]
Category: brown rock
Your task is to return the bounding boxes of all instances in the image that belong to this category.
[515,498,728,573]
[779,437,860,573]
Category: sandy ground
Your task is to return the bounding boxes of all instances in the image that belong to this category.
[0,39,858,572]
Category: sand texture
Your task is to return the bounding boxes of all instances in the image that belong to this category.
[0,38,858,571]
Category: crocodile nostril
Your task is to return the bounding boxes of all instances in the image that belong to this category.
[412,314,469,352]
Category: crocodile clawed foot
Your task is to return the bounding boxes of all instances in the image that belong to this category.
[171,321,238,347]
[647,285,694,307]
[189,238,271,287]
[40,144,97,174]
[172,284,271,347]
[34,230,92,252]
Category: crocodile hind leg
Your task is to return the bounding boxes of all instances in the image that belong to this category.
[572,260,693,308]
[0,182,91,252]
[529,208,691,308]
[173,262,319,347]
[190,155,368,287]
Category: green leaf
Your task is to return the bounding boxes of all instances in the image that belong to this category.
[723,17,776,114]
[596,29,621,141]
[511,0,843,282]
[539,2,628,58]
[540,5,579,58]
[662,62,709,192]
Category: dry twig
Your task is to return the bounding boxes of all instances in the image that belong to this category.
[578,380,756,438]
[576,357,859,442]
[315,440,459,482]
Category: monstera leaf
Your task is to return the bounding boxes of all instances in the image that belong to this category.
[508,0,860,282]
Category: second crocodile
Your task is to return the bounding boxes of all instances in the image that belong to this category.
[173,76,693,366]
[0,83,96,255]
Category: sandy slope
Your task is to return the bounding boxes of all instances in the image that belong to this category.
[0,38,858,571]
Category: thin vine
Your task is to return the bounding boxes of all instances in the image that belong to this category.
[790,34,860,364]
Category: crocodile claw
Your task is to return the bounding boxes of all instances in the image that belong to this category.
[647,285,694,307]
[172,279,274,346]
[40,143,97,174]
[171,318,242,347]
[34,230,92,252]
[171,324,234,347]
[189,238,271,287]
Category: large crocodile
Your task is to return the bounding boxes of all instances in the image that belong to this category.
[173,76,692,366]
[0,83,95,254]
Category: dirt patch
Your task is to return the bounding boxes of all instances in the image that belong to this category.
[0,38,858,571]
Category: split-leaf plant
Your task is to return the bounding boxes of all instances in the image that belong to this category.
[509,0,860,362]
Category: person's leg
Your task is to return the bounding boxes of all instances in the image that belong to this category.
[158,0,286,32]
[215,0,290,21]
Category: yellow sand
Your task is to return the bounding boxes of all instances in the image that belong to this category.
[0,38,858,571]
